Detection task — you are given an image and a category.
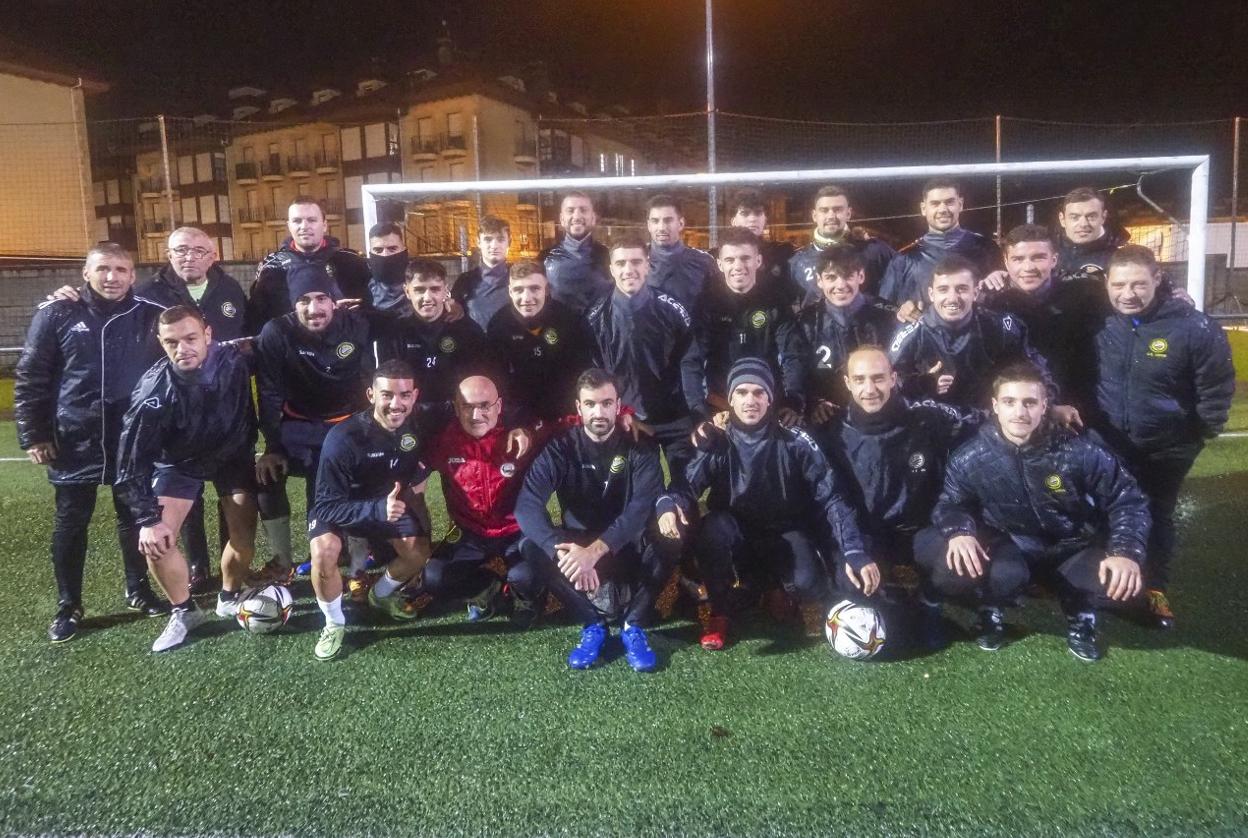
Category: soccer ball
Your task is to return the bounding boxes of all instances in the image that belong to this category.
[825,600,886,660]
[236,585,293,634]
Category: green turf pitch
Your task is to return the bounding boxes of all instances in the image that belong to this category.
[1,421,1246,837]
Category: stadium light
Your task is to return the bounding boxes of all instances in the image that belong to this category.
[362,154,1212,310]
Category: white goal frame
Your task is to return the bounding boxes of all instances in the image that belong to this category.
[362,155,1212,310]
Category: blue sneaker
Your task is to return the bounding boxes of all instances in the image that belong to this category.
[295,559,312,577]
[567,623,608,669]
[621,623,658,672]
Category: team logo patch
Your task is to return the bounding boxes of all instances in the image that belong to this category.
[1045,473,1065,493]
[439,336,457,353]
[500,462,516,478]
[908,452,926,470]
[609,455,627,474]
[335,342,355,359]
[142,396,161,409]
[1147,338,1169,357]
[221,301,237,318]
[69,321,89,333]
[543,328,559,346]
[444,526,462,544]
[749,310,768,329]
[1002,314,1015,333]
[399,433,417,452]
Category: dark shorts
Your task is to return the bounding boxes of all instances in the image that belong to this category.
[280,418,337,477]
[307,511,429,542]
[152,457,257,502]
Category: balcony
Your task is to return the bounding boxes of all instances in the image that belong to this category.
[138,177,167,198]
[235,162,258,184]
[260,159,284,181]
[287,156,313,177]
[237,207,264,227]
[441,133,468,158]
[411,135,438,161]
[323,198,344,219]
[314,151,339,173]
[413,234,461,255]
[143,219,173,237]
[265,205,287,226]
[515,191,539,211]
[513,138,537,166]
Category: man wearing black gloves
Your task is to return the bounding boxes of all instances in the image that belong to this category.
[1088,245,1235,628]
[366,222,411,314]
[815,347,979,602]
[887,254,1053,410]
[515,368,668,672]
[700,228,808,424]
[114,306,260,653]
[644,194,719,308]
[540,191,613,313]
[586,234,705,497]
[486,260,594,424]
[453,216,514,330]
[914,363,1149,660]
[880,179,1001,311]
[245,196,370,334]
[136,226,247,594]
[789,185,896,303]
[254,262,384,587]
[388,259,491,407]
[798,245,898,418]
[16,242,167,643]
[308,360,433,661]
[659,358,868,652]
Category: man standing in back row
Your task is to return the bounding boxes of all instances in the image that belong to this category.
[540,191,613,313]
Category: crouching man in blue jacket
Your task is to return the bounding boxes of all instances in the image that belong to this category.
[914,362,1150,661]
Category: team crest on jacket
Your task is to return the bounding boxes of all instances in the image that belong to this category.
[399,433,417,451]
[749,310,768,329]
[444,525,462,544]
[908,452,926,470]
[221,301,238,318]
[609,455,627,474]
[1044,473,1066,493]
[500,462,516,478]
[1147,338,1169,358]
[543,329,559,346]
[439,336,457,353]
[335,342,355,359]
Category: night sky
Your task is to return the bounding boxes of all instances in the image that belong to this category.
[7,0,1248,122]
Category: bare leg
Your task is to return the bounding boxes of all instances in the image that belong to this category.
[311,532,344,603]
[146,496,194,602]
[219,491,258,593]
[387,536,431,586]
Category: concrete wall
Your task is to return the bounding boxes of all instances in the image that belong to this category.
[0,73,94,258]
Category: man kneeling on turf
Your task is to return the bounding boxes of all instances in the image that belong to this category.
[514,368,669,671]
[308,360,433,661]
[115,306,260,652]
[913,362,1149,660]
[660,358,869,651]
[421,373,547,626]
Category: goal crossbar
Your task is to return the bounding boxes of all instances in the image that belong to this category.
[362,155,1211,309]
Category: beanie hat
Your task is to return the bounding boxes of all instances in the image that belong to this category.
[726,356,774,402]
[287,261,341,306]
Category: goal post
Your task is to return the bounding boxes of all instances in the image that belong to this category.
[362,154,1211,310]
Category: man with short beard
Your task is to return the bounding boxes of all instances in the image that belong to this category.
[644,194,719,308]
[115,306,260,652]
[887,254,1052,410]
[1088,245,1235,629]
[540,191,612,313]
[658,358,867,651]
[485,260,594,424]
[797,245,898,417]
[365,221,411,314]
[245,196,370,334]
[879,179,1001,310]
[914,363,1149,661]
[307,360,434,661]
[788,185,896,303]
[514,368,668,672]
[454,215,514,330]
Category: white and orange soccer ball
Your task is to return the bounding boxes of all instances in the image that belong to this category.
[236,585,293,634]
[825,600,886,660]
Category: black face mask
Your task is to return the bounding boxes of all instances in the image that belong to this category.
[368,251,409,287]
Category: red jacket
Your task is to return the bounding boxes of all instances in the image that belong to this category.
[424,421,535,539]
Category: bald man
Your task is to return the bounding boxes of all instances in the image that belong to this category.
[814,347,979,626]
[420,374,548,626]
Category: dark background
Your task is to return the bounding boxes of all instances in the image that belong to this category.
[7,0,1247,121]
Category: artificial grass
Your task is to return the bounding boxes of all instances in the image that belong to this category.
[0,422,1246,837]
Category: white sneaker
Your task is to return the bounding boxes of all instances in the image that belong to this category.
[152,607,207,652]
[215,595,239,619]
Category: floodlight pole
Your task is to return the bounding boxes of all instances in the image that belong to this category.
[1230,116,1240,276]
[706,0,718,247]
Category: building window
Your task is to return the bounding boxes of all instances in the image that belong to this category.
[449,162,466,181]
[420,166,435,182]
[181,197,198,223]
[364,123,386,159]
[93,182,106,207]
[212,153,226,183]
[178,155,195,186]
[341,127,362,162]
[599,152,607,174]
[447,112,463,139]
[196,152,212,183]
